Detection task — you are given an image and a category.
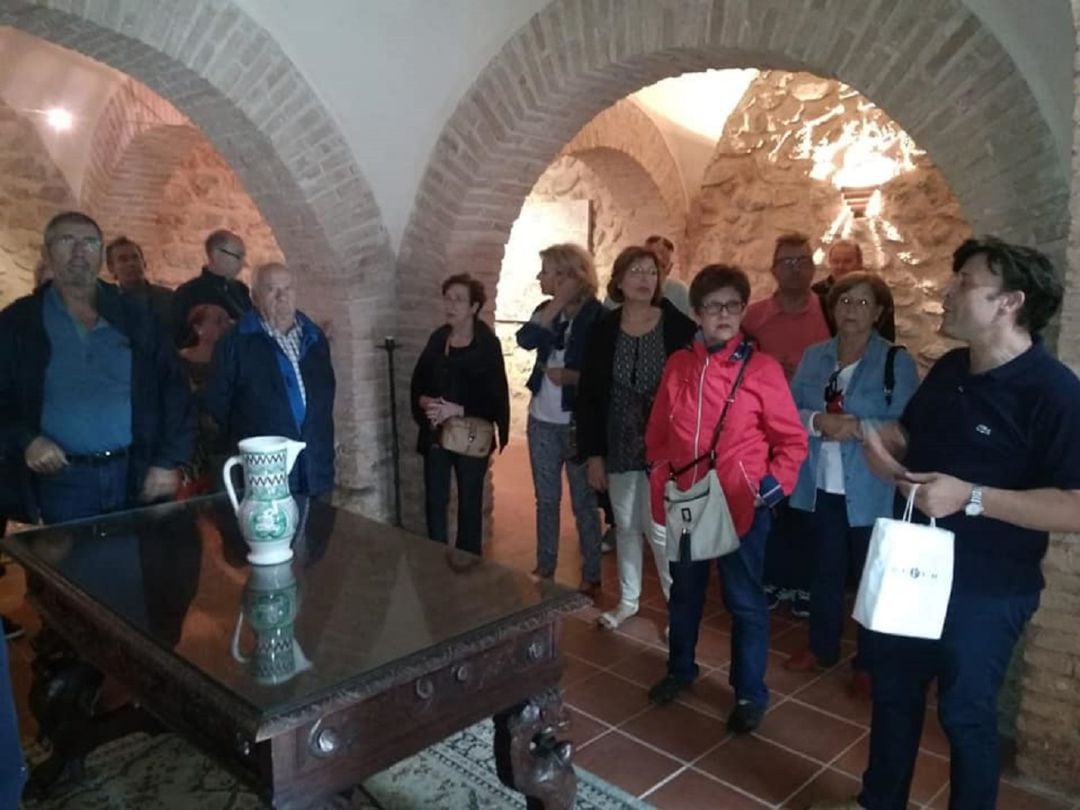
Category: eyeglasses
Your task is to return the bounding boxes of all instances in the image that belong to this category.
[824,368,845,414]
[837,295,873,309]
[627,265,658,277]
[217,247,245,261]
[699,300,746,316]
[774,256,813,271]
[49,235,102,252]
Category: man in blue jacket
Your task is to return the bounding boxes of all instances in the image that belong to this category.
[0,211,194,524]
[207,262,336,497]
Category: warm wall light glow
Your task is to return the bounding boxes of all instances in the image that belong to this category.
[632,69,759,141]
[45,107,73,131]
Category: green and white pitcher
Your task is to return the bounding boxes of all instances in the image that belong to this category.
[223,435,306,565]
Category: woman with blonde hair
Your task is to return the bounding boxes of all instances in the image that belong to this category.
[516,243,604,597]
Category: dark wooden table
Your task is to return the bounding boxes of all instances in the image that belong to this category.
[2,496,586,809]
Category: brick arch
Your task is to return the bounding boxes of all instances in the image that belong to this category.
[81,78,196,251]
[0,0,394,518]
[85,124,206,265]
[399,0,1066,356]
[561,98,688,233]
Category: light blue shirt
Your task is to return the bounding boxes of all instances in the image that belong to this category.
[41,285,133,454]
[788,333,920,526]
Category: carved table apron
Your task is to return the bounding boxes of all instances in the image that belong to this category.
[6,497,587,810]
[27,568,583,809]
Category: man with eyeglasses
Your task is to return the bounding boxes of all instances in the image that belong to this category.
[743,232,831,379]
[0,211,194,524]
[813,239,896,341]
[171,229,252,348]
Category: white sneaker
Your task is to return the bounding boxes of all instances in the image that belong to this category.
[597,603,637,630]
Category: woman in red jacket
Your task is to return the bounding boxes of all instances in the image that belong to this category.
[645,264,807,734]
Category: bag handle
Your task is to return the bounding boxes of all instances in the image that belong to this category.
[669,343,754,479]
[901,483,936,527]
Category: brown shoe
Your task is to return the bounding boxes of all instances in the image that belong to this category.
[577,579,601,599]
[784,648,828,672]
[849,669,872,700]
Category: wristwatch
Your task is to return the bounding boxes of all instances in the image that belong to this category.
[964,485,985,517]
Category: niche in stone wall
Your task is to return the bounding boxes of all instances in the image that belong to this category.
[687,71,971,368]
[0,101,78,307]
[495,149,678,437]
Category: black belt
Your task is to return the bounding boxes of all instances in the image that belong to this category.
[66,447,130,466]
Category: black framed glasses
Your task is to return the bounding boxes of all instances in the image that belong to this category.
[699,300,746,316]
[217,247,245,261]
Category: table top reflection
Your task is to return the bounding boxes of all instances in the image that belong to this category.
[1,495,582,725]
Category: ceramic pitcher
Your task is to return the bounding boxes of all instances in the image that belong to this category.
[231,562,312,686]
[223,435,306,565]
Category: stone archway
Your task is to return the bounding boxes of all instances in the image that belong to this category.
[0,0,395,518]
[399,0,1065,329]
[398,0,1073,791]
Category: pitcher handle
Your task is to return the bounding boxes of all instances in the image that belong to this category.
[231,610,250,663]
[223,455,242,513]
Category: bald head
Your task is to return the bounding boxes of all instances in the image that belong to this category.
[827,240,863,279]
[253,262,297,332]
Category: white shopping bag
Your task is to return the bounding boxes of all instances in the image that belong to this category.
[853,484,955,640]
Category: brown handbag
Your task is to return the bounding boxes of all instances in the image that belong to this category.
[439,416,495,458]
[436,334,495,457]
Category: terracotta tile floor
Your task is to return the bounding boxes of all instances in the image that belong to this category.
[484,443,1079,809]
[0,443,1074,809]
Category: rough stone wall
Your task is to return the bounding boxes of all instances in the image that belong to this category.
[0,103,78,307]
[495,153,674,437]
[687,71,971,371]
[148,142,283,287]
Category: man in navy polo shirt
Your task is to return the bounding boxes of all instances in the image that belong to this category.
[816,237,1080,809]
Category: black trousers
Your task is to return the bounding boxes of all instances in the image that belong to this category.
[423,445,488,556]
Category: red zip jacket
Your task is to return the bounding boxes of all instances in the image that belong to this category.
[645,333,808,535]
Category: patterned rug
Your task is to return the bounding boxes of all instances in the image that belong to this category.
[24,720,652,809]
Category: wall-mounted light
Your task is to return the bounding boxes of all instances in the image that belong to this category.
[44,107,73,131]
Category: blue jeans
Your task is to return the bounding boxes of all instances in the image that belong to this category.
[859,589,1040,810]
[805,492,872,668]
[36,457,130,524]
[667,508,771,708]
[423,445,488,555]
[526,416,601,582]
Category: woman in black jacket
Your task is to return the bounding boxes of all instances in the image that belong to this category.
[577,246,697,629]
[410,274,510,555]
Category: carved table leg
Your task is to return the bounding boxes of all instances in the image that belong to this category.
[23,628,104,798]
[493,688,577,810]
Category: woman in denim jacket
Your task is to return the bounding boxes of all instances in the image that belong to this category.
[786,272,920,698]
[515,243,605,596]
